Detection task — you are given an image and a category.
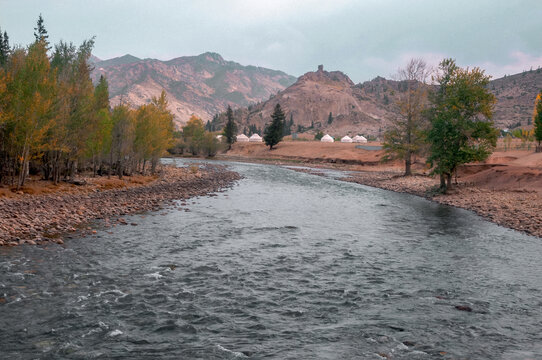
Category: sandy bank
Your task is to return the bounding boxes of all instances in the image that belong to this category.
[0,165,241,246]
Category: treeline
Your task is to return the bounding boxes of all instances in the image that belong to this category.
[0,16,174,189]
[169,115,222,157]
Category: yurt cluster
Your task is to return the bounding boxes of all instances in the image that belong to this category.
[231,133,367,143]
[321,134,367,143]
[235,134,262,142]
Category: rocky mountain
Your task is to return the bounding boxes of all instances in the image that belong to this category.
[91,52,296,126]
[219,65,542,138]
[489,68,542,129]
[220,65,405,138]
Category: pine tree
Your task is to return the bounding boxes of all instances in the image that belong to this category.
[223,105,237,150]
[34,14,49,44]
[0,29,9,66]
[264,104,285,150]
[534,92,542,152]
[327,112,333,124]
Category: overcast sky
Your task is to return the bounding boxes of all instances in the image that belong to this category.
[1,0,541,83]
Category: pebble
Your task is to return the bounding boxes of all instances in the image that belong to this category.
[0,166,240,246]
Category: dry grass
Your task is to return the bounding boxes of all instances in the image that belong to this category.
[0,173,159,199]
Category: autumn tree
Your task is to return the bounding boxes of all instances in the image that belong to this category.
[264,103,285,149]
[427,59,498,192]
[6,40,56,189]
[382,58,429,176]
[223,105,237,150]
[534,92,542,152]
[86,75,111,176]
[183,114,205,155]
[111,104,135,179]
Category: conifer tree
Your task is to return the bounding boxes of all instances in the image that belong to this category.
[264,104,285,150]
[0,29,9,66]
[327,112,333,124]
[34,14,49,44]
[223,105,237,150]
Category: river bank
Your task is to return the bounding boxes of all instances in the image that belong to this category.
[341,170,542,238]
[0,165,241,246]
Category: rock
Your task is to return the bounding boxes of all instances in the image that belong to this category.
[55,239,64,245]
[455,305,473,312]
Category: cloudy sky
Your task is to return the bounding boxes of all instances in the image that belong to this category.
[1,0,540,83]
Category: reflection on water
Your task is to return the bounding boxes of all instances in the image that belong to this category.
[0,159,540,359]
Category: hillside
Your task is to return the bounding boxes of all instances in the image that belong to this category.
[218,66,542,138]
[490,68,542,129]
[91,52,296,126]
[217,66,406,138]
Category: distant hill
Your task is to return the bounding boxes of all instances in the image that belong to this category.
[90,52,296,127]
[489,68,542,129]
[215,65,405,138]
[215,65,542,138]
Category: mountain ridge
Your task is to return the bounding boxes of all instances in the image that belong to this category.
[91,52,297,126]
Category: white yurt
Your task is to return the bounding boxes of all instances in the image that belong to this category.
[353,135,368,143]
[236,134,249,142]
[321,134,334,143]
[340,135,353,143]
[249,134,263,142]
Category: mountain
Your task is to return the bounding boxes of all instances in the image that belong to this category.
[91,52,297,126]
[221,65,404,137]
[221,65,542,137]
[490,68,542,129]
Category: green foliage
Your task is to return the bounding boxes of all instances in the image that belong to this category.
[0,29,10,66]
[314,131,324,140]
[223,106,237,149]
[0,17,175,184]
[263,104,285,149]
[327,112,333,124]
[33,14,49,47]
[427,58,498,191]
[201,132,219,157]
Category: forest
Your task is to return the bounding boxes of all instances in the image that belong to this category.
[0,16,175,190]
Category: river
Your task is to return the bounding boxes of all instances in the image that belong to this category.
[1,160,541,359]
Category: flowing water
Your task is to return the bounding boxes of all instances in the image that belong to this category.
[1,160,541,359]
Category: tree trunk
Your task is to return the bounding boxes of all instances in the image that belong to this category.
[439,174,446,192]
[446,173,452,190]
[118,159,123,180]
[404,152,412,176]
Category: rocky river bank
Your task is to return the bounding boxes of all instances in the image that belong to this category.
[343,171,542,238]
[0,165,241,246]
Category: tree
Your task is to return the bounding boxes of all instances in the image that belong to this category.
[183,115,205,155]
[0,29,10,66]
[223,105,237,150]
[382,58,430,176]
[534,92,542,152]
[327,112,333,124]
[111,104,135,179]
[264,103,285,149]
[427,59,498,192]
[34,14,49,44]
